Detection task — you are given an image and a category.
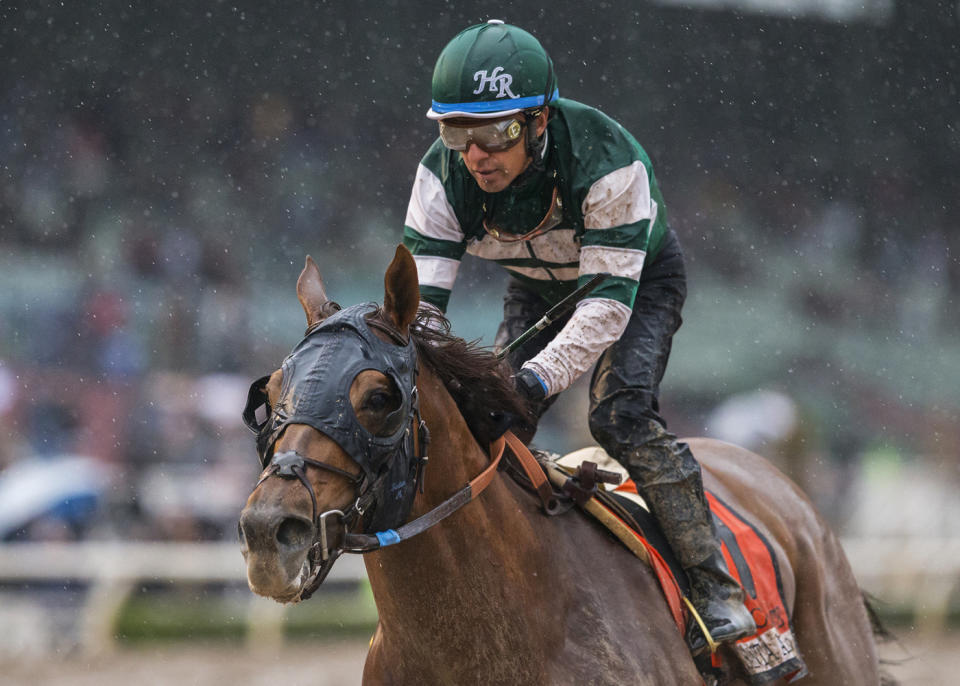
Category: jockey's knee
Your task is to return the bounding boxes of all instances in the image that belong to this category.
[589,399,699,487]
[588,391,658,451]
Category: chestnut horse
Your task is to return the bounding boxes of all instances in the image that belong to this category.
[239,246,882,685]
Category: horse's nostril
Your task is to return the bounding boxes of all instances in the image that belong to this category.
[238,521,245,544]
[276,517,312,548]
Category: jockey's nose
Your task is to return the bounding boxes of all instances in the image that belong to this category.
[463,141,491,161]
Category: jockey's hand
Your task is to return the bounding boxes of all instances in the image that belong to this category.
[514,367,547,403]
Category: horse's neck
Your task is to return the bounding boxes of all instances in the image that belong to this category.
[360,372,689,683]
[363,470,559,676]
[363,372,558,653]
[410,372,496,508]
[371,368,543,566]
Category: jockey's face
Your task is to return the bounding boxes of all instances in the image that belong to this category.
[458,110,548,193]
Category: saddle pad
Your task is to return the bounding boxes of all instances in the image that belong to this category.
[706,493,807,684]
[555,447,808,685]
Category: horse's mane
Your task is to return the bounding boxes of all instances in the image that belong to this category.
[409,310,531,447]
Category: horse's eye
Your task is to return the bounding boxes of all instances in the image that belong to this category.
[351,372,403,434]
[363,390,392,413]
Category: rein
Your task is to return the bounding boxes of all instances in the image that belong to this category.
[254,429,557,601]
[341,430,564,553]
[343,433,509,552]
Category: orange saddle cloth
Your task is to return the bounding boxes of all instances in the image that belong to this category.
[554,449,808,684]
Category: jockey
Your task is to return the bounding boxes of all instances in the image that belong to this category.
[402,20,756,651]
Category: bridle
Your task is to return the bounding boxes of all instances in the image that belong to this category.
[252,412,429,601]
[244,304,560,602]
[244,304,429,600]
[252,450,365,600]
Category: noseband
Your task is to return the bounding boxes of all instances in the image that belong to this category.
[253,436,423,601]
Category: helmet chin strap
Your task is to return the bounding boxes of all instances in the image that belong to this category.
[518,56,555,181]
[511,112,549,187]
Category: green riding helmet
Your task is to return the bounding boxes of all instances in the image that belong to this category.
[427,20,559,120]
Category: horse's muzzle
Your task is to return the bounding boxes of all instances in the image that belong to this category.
[239,505,315,599]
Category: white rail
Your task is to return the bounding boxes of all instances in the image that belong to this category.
[0,542,366,654]
[0,538,956,652]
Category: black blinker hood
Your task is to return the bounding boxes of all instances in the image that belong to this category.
[244,303,421,532]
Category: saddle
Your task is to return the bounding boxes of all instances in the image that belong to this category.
[504,442,808,686]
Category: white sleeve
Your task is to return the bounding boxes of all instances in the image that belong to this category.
[523,297,632,396]
[405,163,463,244]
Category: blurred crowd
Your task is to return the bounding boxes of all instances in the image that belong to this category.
[0,2,957,543]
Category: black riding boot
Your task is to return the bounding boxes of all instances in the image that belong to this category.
[618,427,756,654]
[640,477,757,653]
[684,548,758,653]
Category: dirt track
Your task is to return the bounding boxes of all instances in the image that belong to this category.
[0,630,955,685]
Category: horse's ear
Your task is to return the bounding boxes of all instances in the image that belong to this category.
[383,245,420,336]
[297,255,338,329]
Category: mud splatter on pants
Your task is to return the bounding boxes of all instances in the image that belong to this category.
[495,229,720,568]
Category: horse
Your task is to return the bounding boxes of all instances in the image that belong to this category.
[238,245,884,685]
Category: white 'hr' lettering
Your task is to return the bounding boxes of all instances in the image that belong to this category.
[472,67,517,98]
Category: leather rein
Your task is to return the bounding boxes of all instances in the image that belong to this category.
[343,430,562,551]
[255,428,559,601]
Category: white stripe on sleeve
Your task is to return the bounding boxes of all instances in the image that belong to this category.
[405,164,463,243]
[579,245,646,281]
[582,160,654,230]
[413,255,460,291]
[504,265,581,282]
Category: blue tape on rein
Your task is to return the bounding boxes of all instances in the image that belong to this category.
[375,529,402,547]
